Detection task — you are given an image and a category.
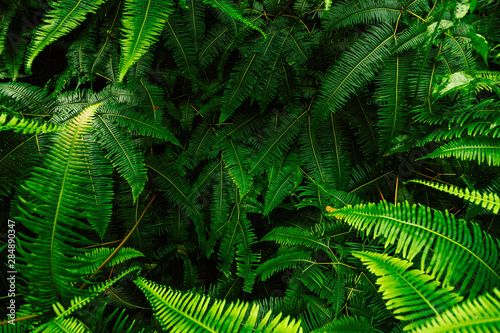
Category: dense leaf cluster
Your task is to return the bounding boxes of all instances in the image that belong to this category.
[0,0,500,331]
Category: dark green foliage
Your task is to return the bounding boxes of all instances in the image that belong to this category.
[1,0,500,332]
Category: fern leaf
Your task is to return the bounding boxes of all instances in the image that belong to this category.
[420,136,500,166]
[52,266,142,319]
[220,137,252,198]
[75,247,144,274]
[202,0,264,38]
[264,165,296,216]
[313,24,394,119]
[146,155,204,243]
[134,277,303,332]
[257,251,314,281]
[25,0,107,72]
[353,251,462,330]
[217,203,259,292]
[0,113,63,134]
[0,82,55,114]
[310,316,376,333]
[250,107,307,174]
[37,317,89,333]
[15,102,102,310]
[262,225,330,251]
[98,106,180,146]
[328,201,500,299]
[406,179,500,214]
[93,114,146,202]
[118,0,174,82]
[219,51,263,122]
[325,0,401,30]
[0,4,16,58]
[163,11,198,79]
[84,141,114,238]
[89,2,122,79]
[413,288,500,333]
[198,23,232,68]
[375,54,412,153]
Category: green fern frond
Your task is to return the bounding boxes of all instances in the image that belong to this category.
[89,2,123,80]
[392,22,427,54]
[264,165,297,216]
[220,137,253,198]
[353,251,462,330]
[84,140,114,238]
[314,24,394,119]
[202,0,264,38]
[25,0,107,72]
[0,82,55,114]
[0,113,63,134]
[249,107,307,174]
[406,179,500,214]
[93,114,146,202]
[413,288,500,333]
[67,34,98,85]
[135,277,303,332]
[98,105,180,146]
[75,247,144,274]
[375,54,412,153]
[52,266,142,320]
[257,251,314,281]
[118,0,174,82]
[163,11,198,79]
[316,112,352,189]
[198,23,232,68]
[2,25,28,81]
[441,35,476,75]
[146,155,204,242]
[0,4,16,58]
[35,317,88,333]
[15,102,103,310]
[219,46,265,122]
[310,315,376,333]
[327,201,500,299]
[324,0,401,30]
[262,226,329,252]
[420,136,500,166]
[217,203,260,292]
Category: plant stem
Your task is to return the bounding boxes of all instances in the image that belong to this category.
[79,192,157,290]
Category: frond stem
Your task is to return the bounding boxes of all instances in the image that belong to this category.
[79,192,156,289]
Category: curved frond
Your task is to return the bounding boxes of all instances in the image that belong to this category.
[219,137,252,197]
[249,107,307,174]
[413,288,500,333]
[0,82,55,114]
[135,277,303,332]
[264,165,297,216]
[310,315,376,333]
[93,114,146,202]
[163,11,198,79]
[15,102,102,310]
[325,0,401,30]
[0,113,63,134]
[261,226,329,252]
[313,24,394,119]
[406,179,500,214]
[25,0,107,72]
[327,201,500,299]
[420,136,500,166]
[75,247,144,274]
[353,251,462,330]
[118,0,174,82]
[98,105,180,146]
[257,251,313,281]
